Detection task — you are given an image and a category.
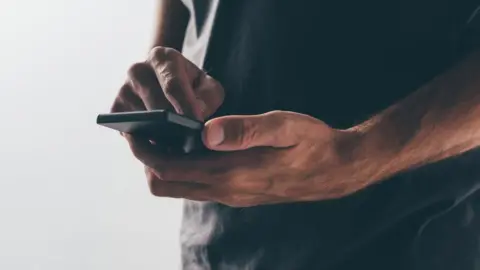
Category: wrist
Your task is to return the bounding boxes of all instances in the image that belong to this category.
[332,126,386,192]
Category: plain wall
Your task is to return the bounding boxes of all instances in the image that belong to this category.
[0,0,183,269]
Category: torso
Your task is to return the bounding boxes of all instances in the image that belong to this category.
[179,1,480,269]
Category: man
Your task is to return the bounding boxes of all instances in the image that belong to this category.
[110,0,480,269]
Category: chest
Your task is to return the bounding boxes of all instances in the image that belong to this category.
[204,0,480,126]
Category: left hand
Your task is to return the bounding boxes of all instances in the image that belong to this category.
[126,110,369,207]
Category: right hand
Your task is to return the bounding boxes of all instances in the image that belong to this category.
[110,46,225,121]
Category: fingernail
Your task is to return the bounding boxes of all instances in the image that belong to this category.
[207,124,224,146]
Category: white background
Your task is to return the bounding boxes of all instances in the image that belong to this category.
[0,0,183,269]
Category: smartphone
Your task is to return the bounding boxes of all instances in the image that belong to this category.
[96,110,205,154]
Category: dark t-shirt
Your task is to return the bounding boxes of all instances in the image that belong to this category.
[179,1,480,269]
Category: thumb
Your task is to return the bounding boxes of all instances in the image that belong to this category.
[202,111,300,151]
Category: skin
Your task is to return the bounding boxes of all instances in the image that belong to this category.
[149,0,190,50]
[110,45,480,207]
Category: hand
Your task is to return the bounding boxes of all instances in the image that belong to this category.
[126,110,369,207]
[110,46,224,120]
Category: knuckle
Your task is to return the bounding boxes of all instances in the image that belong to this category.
[128,64,158,89]
[149,46,180,63]
[230,173,269,192]
[269,110,285,115]
[238,119,258,148]
[265,110,295,141]
[265,110,287,121]
[225,173,247,190]
[127,62,148,79]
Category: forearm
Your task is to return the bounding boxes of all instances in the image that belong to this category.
[350,50,480,184]
[150,0,190,51]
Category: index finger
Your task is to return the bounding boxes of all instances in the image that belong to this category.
[148,47,203,120]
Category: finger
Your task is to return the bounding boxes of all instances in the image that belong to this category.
[148,47,203,120]
[202,111,302,151]
[125,134,268,185]
[193,74,225,119]
[128,62,171,110]
[110,83,146,113]
[217,194,287,208]
[147,166,280,206]
[144,167,211,200]
[125,134,224,183]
